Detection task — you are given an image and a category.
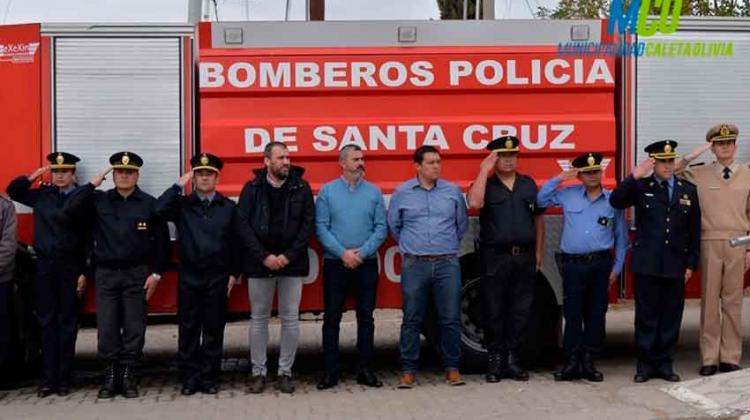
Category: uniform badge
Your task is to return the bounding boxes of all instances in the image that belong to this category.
[56,153,64,165]
[200,154,209,166]
[122,153,130,166]
[528,202,536,212]
[136,221,148,231]
[720,124,731,137]
[679,193,691,206]
[505,139,513,149]
[597,216,611,227]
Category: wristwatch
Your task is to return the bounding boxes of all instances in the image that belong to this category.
[151,273,162,281]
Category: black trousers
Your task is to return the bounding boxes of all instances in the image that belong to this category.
[178,270,228,386]
[36,259,80,386]
[0,282,10,370]
[480,248,536,355]
[95,265,148,364]
[559,254,612,358]
[634,274,685,374]
[322,258,378,373]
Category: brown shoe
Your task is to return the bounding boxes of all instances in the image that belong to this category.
[397,373,417,389]
[446,369,465,386]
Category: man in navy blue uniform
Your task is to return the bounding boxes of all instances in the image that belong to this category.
[155,153,241,395]
[610,140,701,383]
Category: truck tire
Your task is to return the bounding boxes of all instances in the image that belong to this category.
[423,253,561,373]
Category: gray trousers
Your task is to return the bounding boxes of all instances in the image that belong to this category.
[247,276,303,376]
[95,265,148,363]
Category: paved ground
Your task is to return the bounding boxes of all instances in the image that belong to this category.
[3,300,750,420]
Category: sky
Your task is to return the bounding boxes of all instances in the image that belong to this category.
[0,0,562,24]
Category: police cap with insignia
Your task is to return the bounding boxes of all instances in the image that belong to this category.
[705,123,738,143]
[191,152,223,173]
[644,139,679,160]
[47,152,80,170]
[486,136,520,153]
[571,152,603,172]
[109,151,143,170]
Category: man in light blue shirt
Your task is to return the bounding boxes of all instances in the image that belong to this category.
[315,145,387,390]
[387,145,468,388]
[537,152,628,383]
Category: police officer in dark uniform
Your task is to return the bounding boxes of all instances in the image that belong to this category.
[64,151,169,398]
[467,136,546,382]
[7,152,91,397]
[610,140,701,383]
[155,153,241,395]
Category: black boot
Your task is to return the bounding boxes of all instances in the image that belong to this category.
[121,364,139,398]
[580,353,604,382]
[97,363,118,399]
[485,351,502,383]
[554,354,580,381]
[504,353,529,381]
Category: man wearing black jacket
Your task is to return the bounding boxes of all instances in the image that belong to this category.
[156,153,240,396]
[235,142,314,394]
[610,140,701,383]
[64,151,169,399]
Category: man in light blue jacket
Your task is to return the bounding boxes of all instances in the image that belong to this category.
[315,144,387,390]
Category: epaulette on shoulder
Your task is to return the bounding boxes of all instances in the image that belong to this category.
[689,162,705,167]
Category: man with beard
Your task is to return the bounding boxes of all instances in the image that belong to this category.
[537,152,628,382]
[610,140,700,383]
[468,136,545,382]
[235,142,315,394]
[315,145,387,390]
[155,153,241,395]
[7,152,90,397]
[64,151,169,398]
[675,124,750,376]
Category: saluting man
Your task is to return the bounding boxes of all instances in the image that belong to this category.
[675,124,750,376]
[610,140,701,383]
[537,152,628,382]
[155,153,241,395]
[64,151,169,399]
[467,136,545,383]
[7,152,91,397]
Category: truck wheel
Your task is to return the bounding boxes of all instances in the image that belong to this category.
[423,253,561,373]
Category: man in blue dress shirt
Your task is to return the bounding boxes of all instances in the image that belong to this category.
[537,152,628,382]
[387,145,468,389]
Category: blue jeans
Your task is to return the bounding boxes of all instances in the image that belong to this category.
[399,255,462,374]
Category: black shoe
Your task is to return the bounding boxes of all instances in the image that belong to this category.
[554,355,581,382]
[699,365,718,376]
[633,373,650,383]
[657,369,680,382]
[277,374,295,394]
[97,363,118,399]
[317,372,339,390]
[356,369,383,388]
[486,352,502,383]
[181,385,198,396]
[247,375,266,394]
[580,353,604,382]
[504,355,529,381]
[37,384,56,398]
[719,363,741,373]
[201,384,219,394]
[121,364,139,398]
[57,384,70,397]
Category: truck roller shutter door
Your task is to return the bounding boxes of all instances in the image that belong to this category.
[54,37,182,196]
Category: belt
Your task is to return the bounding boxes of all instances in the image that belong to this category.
[487,244,533,256]
[558,250,611,264]
[403,253,456,262]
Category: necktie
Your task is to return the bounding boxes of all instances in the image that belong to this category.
[723,167,731,180]
[660,180,670,201]
[202,198,210,210]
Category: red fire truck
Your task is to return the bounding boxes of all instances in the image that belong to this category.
[1,17,749,369]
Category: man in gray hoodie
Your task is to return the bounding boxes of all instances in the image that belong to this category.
[0,195,17,375]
